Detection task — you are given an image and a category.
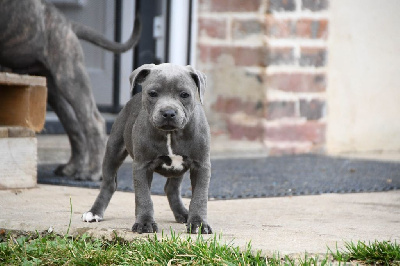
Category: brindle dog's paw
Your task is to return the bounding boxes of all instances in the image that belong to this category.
[87,166,102,181]
[132,221,158,234]
[187,217,212,234]
[54,163,78,177]
[74,170,101,181]
[73,171,92,181]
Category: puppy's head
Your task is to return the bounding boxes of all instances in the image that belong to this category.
[129,63,206,131]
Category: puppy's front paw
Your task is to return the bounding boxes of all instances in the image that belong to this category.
[187,217,212,234]
[132,221,158,234]
[82,211,102,222]
[174,212,188,224]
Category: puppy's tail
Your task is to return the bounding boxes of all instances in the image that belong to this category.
[71,16,141,53]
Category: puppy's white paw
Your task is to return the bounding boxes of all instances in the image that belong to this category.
[82,211,102,222]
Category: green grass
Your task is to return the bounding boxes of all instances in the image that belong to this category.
[0,230,332,266]
[331,240,400,265]
[2,229,398,265]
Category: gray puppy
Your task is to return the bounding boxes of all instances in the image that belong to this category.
[0,0,141,180]
[82,63,212,234]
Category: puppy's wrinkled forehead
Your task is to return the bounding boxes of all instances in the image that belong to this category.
[143,67,195,91]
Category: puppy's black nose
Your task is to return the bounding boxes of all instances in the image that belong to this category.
[162,110,176,119]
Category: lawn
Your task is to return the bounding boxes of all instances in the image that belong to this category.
[1,229,399,265]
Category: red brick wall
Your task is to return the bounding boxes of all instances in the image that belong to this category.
[264,0,328,154]
[196,0,329,154]
[197,0,267,142]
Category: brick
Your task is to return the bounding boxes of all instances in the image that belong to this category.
[315,19,329,39]
[265,16,294,38]
[267,47,295,65]
[232,19,265,40]
[296,19,328,39]
[264,121,325,143]
[302,0,329,11]
[198,45,222,64]
[199,0,262,13]
[299,99,325,120]
[295,19,312,38]
[198,18,227,39]
[233,46,268,66]
[266,17,328,39]
[198,44,267,66]
[266,101,296,120]
[212,96,264,116]
[268,0,296,12]
[226,119,264,141]
[266,73,326,92]
[299,47,327,67]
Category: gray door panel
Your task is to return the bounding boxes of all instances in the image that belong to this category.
[51,0,115,105]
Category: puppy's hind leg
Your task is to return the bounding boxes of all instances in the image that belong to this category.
[164,176,188,223]
[82,135,128,222]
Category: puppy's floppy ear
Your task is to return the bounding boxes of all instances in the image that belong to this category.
[129,64,156,92]
[186,65,207,105]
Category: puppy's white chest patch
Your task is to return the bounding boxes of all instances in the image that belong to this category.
[162,133,184,171]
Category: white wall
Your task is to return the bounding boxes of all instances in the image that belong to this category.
[326,0,400,153]
[119,0,135,105]
[168,0,190,65]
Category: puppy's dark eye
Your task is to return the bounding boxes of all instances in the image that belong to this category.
[148,91,158,98]
[180,92,190,99]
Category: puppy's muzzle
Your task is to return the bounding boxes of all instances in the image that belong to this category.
[160,109,177,130]
[156,108,182,131]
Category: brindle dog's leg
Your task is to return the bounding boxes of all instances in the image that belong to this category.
[45,25,106,180]
[47,76,87,177]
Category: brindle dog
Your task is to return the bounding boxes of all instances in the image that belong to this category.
[0,0,141,180]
